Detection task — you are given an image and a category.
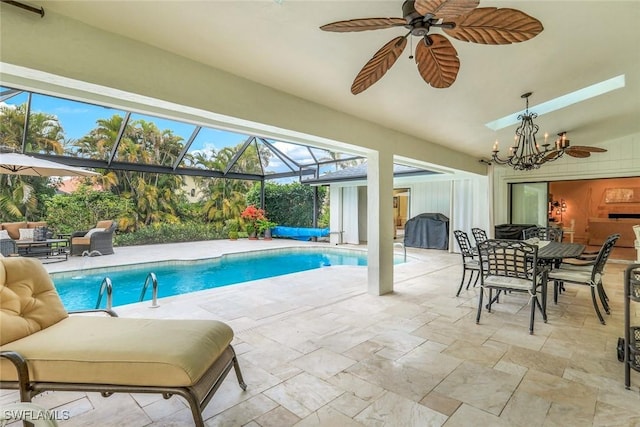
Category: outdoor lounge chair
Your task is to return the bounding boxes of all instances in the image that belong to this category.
[70,220,116,256]
[0,257,247,427]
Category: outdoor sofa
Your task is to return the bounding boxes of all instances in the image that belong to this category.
[70,220,116,256]
[0,257,247,426]
[0,221,48,256]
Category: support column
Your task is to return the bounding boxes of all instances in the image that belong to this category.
[367,150,394,295]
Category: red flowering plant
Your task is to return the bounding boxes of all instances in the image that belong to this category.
[241,205,266,237]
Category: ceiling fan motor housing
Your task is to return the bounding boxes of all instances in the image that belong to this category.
[402,1,423,23]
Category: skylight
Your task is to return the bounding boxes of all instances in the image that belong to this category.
[485,75,626,131]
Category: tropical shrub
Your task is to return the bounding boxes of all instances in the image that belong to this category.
[44,186,131,235]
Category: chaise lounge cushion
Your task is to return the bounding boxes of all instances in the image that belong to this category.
[0,257,68,345]
[0,316,234,387]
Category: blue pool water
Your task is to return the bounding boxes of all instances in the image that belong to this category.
[53,249,403,310]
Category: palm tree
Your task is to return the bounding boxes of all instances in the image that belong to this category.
[73,116,187,230]
[0,104,62,220]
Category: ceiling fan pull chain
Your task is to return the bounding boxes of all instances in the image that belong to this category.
[409,33,414,59]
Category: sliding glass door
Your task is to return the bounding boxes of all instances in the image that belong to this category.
[510,182,548,226]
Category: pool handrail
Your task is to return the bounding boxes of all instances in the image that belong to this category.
[139,272,159,308]
[95,277,113,310]
[394,242,407,262]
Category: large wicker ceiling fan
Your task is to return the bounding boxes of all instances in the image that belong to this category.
[320,0,543,94]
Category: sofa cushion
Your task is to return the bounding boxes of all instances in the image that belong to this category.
[85,227,106,238]
[95,220,114,230]
[71,237,91,245]
[0,316,234,387]
[27,221,47,229]
[18,228,34,241]
[0,258,69,345]
[1,222,27,240]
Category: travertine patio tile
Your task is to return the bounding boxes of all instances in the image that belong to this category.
[25,242,635,426]
[434,361,522,415]
[354,391,447,427]
[262,372,342,418]
[290,348,357,380]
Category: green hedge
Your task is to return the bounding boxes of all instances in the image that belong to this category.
[114,222,224,246]
[246,182,326,227]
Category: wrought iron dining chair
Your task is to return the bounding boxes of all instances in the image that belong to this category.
[548,233,620,324]
[522,226,563,242]
[476,239,548,334]
[453,230,481,296]
[471,228,488,246]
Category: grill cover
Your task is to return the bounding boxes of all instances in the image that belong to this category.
[404,213,449,250]
[494,224,538,240]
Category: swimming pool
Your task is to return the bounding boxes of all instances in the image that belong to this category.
[52,248,405,310]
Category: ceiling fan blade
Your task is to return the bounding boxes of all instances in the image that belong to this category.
[444,8,543,44]
[415,0,479,20]
[544,150,562,161]
[569,145,608,153]
[566,149,591,158]
[351,36,407,95]
[415,34,460,88]
[320,17,406,32]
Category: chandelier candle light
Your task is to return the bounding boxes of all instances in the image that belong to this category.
[491,92,570,171]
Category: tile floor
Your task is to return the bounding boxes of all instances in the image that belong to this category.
[2,240,639,426]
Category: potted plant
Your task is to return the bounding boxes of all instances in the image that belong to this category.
[226,219,239,241]
[245,223,257,240]
[241,205,265,240]
[257,218,277,240]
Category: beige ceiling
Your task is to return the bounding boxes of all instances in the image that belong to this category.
[28,1,640,160]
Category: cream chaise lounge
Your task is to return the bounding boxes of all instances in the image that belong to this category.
[0,257,246,426]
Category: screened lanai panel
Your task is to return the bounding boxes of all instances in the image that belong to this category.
[27,93,128,159]
[255,139,299,176]
[227,138,266,175]
[0,87,28,152]
[0,88,131,160]
[175,127,253,172]
[114,113,196,166]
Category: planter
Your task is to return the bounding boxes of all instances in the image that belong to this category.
[263,228,272,240]
[248,231,258,240]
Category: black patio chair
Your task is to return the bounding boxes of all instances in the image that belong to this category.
[522,226,563,242]
[476,239,549,334]
[453,230,481,297]
[471,228,488,246]
[548,233,620,324]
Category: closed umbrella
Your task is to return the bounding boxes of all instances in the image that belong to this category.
[0,152,99,177]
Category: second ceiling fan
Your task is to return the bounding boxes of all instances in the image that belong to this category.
[320,0,544,94]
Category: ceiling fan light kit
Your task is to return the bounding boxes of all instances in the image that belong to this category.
[320,0,543,94]
[490,93,607,171]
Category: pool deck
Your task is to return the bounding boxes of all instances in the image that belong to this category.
[2,239,639,426]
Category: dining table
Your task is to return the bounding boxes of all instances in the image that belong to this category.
[483,240,586,310]
[535,240,586,261]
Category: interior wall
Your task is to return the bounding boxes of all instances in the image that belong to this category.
[358,186,368,243]
[550,177,640,246]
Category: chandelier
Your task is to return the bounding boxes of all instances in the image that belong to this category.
[490,92,568,171]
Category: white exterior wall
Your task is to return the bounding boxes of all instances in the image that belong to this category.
[333,175,490,252]
[409,181,452,218]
